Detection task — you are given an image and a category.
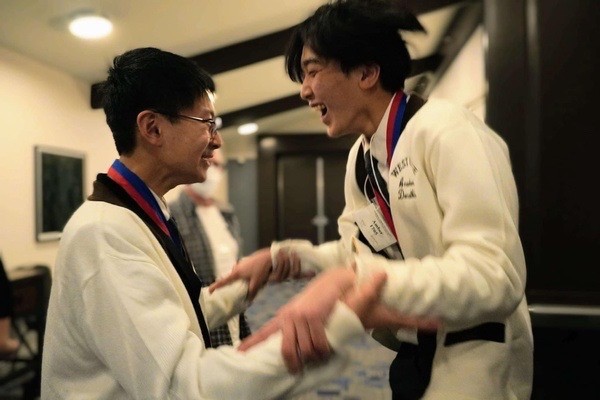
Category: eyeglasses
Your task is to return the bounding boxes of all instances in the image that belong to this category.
[154,111,220,140]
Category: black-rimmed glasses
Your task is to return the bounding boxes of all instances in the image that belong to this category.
[154,111,220,140]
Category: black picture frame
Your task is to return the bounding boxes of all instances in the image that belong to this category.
[34,145,86,242]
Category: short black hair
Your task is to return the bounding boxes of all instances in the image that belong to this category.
[101,47,215,155]
[285,0,425,93]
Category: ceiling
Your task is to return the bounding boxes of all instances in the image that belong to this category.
[0,0,481,141]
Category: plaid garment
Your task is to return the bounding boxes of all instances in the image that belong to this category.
[169,193,251,347]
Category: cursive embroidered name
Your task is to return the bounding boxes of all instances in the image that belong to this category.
[398,177,414,187]
[398,188,416,199]
[398,176,416,199]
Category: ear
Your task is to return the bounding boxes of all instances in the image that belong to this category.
[357,64,380,90]
[137,110,163,146]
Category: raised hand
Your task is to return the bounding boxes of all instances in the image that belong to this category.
[239,268,356,373]
[238,269,440,374]
[209,247,316,300]
[269,248,304,281]
[209,247,273,300]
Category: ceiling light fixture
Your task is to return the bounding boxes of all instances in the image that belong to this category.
[237,122,259,135]
[68,14,113,40]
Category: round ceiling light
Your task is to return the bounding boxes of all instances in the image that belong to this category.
[69,15,113,39]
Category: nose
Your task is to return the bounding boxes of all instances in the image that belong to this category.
[300,79,313,101]
[210,131,222,149]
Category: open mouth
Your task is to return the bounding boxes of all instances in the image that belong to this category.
[312,103,327,117]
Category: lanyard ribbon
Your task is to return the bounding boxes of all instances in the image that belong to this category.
[107,160,173,238]
[365,91,407,239]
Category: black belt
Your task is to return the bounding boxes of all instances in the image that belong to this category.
[445,322,505,346]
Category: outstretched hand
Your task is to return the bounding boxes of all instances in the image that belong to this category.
[238,270,440,374]
[209,247,315,301]
[239,268,356,373]
[209,248,272,301]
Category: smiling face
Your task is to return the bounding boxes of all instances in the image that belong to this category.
[143,96,222,193]
[299,46,372,138]
[157,94,222,187]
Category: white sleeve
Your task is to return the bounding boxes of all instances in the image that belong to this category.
[200,280,249,329]
[198,302,364,400]
[270,239,350,274]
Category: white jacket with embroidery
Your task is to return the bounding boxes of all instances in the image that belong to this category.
[272,98,533,400]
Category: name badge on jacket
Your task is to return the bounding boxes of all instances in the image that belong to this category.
[352,202,397,251]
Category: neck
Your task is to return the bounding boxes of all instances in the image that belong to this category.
[119,155,172,197]
[361,89,397,140]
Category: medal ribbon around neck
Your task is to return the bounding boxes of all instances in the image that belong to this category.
[385,90,407,167]
[367,90,408,239]
[107,160,170,237]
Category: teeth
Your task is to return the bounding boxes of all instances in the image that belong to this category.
[312,104,326,115]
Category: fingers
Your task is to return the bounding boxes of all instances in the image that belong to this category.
[280,318,302,374]
[390,314,440,331]
[289,252,302,278]
[342,271,386,315]
[208,271,239,293]
[271,250,291,281]
[344,272,442,331]
[270,249,303,281]
[238,319,279,351]
[304,318,330,362]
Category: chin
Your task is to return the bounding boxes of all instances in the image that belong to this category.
[197,171,207,182]
[326,127,348,139]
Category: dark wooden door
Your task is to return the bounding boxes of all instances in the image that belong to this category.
[257,134,358,247]
[276,153,347,243]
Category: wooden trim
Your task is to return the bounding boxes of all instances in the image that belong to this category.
[90,0,472,113]
[219,94,304,130]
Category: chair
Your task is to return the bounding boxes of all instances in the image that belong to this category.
[0,265,51,400]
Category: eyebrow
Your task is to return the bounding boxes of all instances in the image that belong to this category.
[197,107,215,119]
[301,57,322,70]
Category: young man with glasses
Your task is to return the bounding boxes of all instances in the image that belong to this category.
[40,46,435,399]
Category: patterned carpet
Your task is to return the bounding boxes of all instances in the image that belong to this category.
[245,279,396,400]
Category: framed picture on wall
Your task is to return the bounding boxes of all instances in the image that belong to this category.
[35,145,86,242]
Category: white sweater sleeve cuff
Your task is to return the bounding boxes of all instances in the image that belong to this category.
[200,280,250,329]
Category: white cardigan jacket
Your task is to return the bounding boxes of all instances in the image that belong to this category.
[272,98,533,400]
[41,199,365,400]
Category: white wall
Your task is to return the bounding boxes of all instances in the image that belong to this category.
[0,46,115,272]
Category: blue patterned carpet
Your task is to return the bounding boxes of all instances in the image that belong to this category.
[245,279,396,400]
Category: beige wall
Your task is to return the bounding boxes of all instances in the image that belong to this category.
[0,46,114,271]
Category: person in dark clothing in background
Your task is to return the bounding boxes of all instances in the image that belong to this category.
[0,255,20,357]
